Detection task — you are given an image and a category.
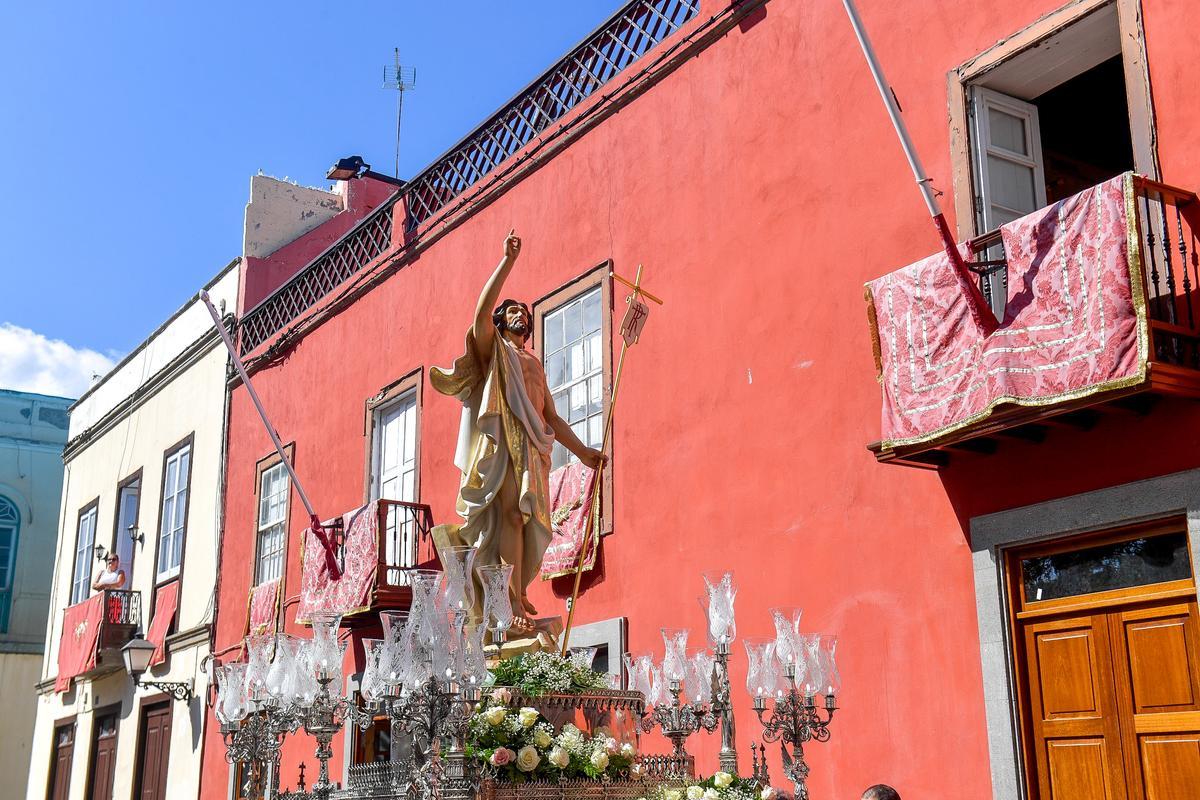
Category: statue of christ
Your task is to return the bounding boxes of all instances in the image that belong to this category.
[431,231,606,630]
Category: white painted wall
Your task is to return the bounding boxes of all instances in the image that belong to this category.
[28,265,235,800]
[243,174,343,259]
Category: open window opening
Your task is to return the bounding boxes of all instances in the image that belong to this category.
[966,3,1136,316]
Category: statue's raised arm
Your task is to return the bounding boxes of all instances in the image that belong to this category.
[471,230,522,365]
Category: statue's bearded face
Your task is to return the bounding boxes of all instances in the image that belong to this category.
[505,304,530,338]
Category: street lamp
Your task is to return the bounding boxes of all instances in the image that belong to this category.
[122,635,194,702]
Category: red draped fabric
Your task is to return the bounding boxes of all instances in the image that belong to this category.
[247,578,281,636]
[147,581,179,666]
[541,462,599,579]
[297,501,379,624]
[55,593,106,693]
[865,173,1147,450]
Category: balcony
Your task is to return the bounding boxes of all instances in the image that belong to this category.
[298,499,437,626]
[55,589,141,689]
[867,175,1200,468]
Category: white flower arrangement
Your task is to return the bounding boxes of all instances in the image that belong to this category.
[637,774,779,800]
[466,700,637,782]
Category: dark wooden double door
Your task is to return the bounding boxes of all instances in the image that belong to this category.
[1012,525,1200,799]
[135,702,172,800]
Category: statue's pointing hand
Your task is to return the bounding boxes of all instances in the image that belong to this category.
[504,229,522,260]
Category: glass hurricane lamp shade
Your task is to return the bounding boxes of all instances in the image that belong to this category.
[265,634,299,703]
[215,663,250,724]
[816,634,840,696]
[769,606,803,673]
[378,611,413,688]
[478,563,515,633]
[245,634,276,702]
[684,649,715,705]
[360,638,386,703]
[624,652,653,697]
[120,635,156,677]
[661,628,689,683]
[647,663,667,707]
[440,546,477,616]
[743,637,779,699]
[309,612,345,682]
[292,640,321,708]
[701,570,737,645]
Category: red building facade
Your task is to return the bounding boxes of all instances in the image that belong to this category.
[201,1,1200,798]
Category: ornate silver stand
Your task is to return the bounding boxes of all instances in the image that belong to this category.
[306,672,374,800]
[751,666,836,800]
[639,679,716,771]
[709,641,739,775]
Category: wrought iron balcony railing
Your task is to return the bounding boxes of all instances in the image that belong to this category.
[236,0,700,356]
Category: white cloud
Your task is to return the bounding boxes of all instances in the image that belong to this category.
[0,323,121,399]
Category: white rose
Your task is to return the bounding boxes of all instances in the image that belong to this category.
[590,750,610,771]
[687,786,704,800]
[605,737,620,754]
[516,745,541,773]
[713,772,734,789]
[703,789,720,800]
[518,707,539,728]
[533,728,552,748]
[620,742,635,758]
[665,790,683,800]
[760,789,777,800]
[630,763,645,780]
[548,746,570,768]
[485,706,508,726]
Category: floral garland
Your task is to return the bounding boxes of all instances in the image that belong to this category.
[489,651,611,696]
[465,698,637,783]
[639,773,779,800]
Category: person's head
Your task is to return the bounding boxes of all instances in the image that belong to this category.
[105,554,120,572]
[493,299,532,343]
[861,785,900,800]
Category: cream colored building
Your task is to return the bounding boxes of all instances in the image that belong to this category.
[26,261,238,800]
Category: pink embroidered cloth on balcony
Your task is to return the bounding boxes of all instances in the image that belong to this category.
[297,501,379,624]
[541,462,599,579]
[865,173,1148,450]
[147,580,179,666]
[55,593,106,692]
[247,578,280,636]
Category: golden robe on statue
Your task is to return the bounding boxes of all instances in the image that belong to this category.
[430,329,555,611]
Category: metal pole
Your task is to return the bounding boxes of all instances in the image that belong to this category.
[842,0,940,218]
[199,291,319,524]
[841,0,998,333]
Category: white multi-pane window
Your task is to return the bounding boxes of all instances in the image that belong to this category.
[71,504,97,604]
[255,462,289,585]
[372,392,418,577]
[0,496,18,631]
[157,443,191,582]
[543,286,604,470]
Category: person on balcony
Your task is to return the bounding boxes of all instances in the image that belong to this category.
[431,231,606,633]
[92,553,126,591]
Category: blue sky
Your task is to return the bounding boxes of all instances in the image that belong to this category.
[0,0,618,396]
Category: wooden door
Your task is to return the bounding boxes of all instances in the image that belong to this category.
[88,711,118,800]
[47,721,74,800]
[1109,600,1200,799]
[1011,523,1200,800]
[1022,613,1129,799]
[135,703,172,800]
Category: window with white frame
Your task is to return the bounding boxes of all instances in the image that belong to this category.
[0,496,18,631]
[543,285,604,470]
[371,391,418,573]
[115,478,139,576]
[71,503,97,604]
[157,442,191,582]
[255,462,288,585]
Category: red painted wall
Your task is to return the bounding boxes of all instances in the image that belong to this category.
[201,1,1200,798]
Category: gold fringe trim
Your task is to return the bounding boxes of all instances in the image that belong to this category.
[864,284,884,381]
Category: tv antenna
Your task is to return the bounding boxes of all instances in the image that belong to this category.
[383,48,417,179]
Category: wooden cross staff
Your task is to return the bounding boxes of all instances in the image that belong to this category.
[561,265,663,654]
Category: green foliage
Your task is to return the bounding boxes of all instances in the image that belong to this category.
[489,651,610,696]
